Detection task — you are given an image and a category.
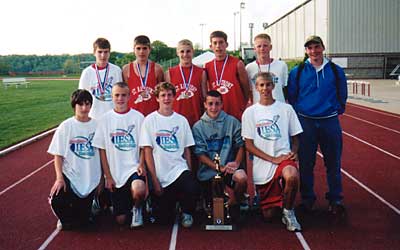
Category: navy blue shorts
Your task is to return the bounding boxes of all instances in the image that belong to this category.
[111,172,145,216]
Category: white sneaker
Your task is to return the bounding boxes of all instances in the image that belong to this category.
[91,198,101,216]
[181,213,193,228]
[282,209,302,232]
[131,207,143,228]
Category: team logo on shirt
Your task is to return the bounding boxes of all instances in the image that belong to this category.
[156,126,179,152]
[110,125,136,151]
[256,115,281,140]
[206,134,230,153]
[69,133,95,159]
[212,80,233,95]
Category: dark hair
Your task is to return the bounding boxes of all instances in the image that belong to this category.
[205,90,222,102]
[71,89,92,108]
[134,35,151,47]
[93,38,111,52]
[154,82,176,97]
[210,31,228,42]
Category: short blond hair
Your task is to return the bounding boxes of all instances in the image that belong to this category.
[254,33,271,42]
[177,39,193,52]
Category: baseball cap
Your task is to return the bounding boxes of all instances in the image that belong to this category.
[304,35,324,47]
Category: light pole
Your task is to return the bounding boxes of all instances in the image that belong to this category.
[200,23,206,50]
[262,22,269,30]
[233,12,239,51]
[249,23,254,46]
[239,2,245,52]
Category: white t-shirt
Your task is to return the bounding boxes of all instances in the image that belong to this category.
[140,111,195,188]
[79,63,122,120]
[92,109,144,188]
[47,117,101,197]
[246,59,288,103]
[242,102,303,185]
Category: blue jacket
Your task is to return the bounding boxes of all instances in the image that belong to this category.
[287,58,347,118]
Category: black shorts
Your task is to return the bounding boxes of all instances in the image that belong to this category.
[111,172,145,216]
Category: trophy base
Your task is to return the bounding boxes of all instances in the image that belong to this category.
[204,224,235,231]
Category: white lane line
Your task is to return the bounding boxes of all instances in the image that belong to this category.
[37,228,61,250]
[343,131,400,160]
[296,232,312,250]
[347,103,400,119]
[341,169,400,215]
[344,114,400,134]
[317,152,400,215]
[0,128,56,157]
[168,220,179,250]
[0,160,53,197]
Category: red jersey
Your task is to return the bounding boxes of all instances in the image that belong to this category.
[127,61,159,116]
[205,55,245,120]
[169,64,204,127]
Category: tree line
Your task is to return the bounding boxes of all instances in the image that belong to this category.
[0,41,205,76]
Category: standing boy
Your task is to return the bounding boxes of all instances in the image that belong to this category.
[79,38,122,120]
[287,36,347,214]
[122,35,164,116]
[48,89,101,230]
[242,72,303,232]
[192,90,247,218]
[246,33,288,103]
[140,82,199,228]
[204,31,250,121]
[92,82,146,228]
[165,39,207,127]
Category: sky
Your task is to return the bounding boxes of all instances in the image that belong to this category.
[0,0,302,55]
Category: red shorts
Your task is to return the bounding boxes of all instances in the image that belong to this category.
[256,160,297,210]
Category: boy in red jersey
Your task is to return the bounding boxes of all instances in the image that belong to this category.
[204,31,250,121]
[165,39,207,127]
[122,35,164,116]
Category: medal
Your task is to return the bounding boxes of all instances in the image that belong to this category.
[95,63,109,101]
[213,56,228,87]
[179,64,193,100]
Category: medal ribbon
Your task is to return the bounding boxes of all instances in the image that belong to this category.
[95,63,109,94]
[179,64,193,92]
[136,61,149,90]
[256,59,272,73]
[213,56,228,86]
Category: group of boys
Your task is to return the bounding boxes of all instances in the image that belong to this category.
[48,30,347,233]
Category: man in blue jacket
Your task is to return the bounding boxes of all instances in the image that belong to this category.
[287,36,347,215]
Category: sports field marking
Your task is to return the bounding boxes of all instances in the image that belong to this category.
[168,220,179,250]
[347,103,400,119]
[317,152,400,215]
[37,228,61,250]
[295,232,311,250]
[0,128,56,157]
[0,160,53,197]
[344,114,400,134]
[343,131,400,160]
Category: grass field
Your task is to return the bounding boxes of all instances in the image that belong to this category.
[0,79,78,150]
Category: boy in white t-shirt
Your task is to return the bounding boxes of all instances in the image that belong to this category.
[241,72,303,232]
[92,82,146,228]
[140,82,200,228]
[48,89,101,230]
[246,33,288,103]
[79,37,123,120]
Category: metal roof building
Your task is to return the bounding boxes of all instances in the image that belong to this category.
[265,0,400,78]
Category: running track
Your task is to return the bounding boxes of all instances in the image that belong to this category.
[1,102,399,250]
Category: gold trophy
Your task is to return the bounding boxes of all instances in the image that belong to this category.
[205,153,234,230]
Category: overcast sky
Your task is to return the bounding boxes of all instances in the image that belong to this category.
[1,0,302,55]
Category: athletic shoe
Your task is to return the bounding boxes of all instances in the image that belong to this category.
[130,207,143,228]
[328,201,346,216]
[181,213,193,228]
[91,197,102,216]
[282,209,302,232]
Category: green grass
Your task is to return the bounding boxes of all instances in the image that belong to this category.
[0,80,78,149]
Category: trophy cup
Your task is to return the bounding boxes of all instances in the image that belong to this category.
[205,153,234,230]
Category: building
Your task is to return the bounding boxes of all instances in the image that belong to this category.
[265,0,400,79]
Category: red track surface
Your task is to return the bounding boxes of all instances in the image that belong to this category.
[1,102,399,250]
